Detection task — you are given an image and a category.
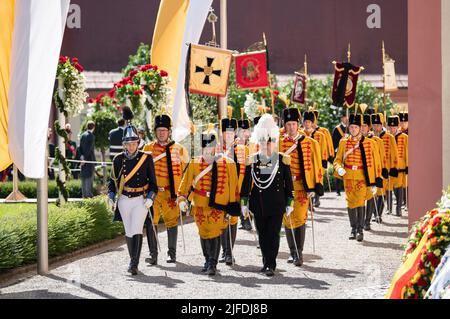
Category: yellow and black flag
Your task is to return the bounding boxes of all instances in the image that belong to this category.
[187,44,233,97]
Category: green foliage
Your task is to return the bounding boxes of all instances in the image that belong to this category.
[81,111,117,152]
[0,196,124,269]
[0,180,99,199]
[122,43,151,77]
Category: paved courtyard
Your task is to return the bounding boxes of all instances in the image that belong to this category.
[0,193,408,299]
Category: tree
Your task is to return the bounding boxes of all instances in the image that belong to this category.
[122,43,151,77]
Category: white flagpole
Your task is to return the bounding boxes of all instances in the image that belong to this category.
[37,145,49,274]
[218,0,228,120]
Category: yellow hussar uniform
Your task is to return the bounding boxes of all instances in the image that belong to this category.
[178,155,239,239]
[280,108,324,266]
[303,128,328,170]
[279,133,323,229]
[142,114,190,265]
[334,114,383,242]
[378,131,399,191]
[334,135,383,208]
[394,132,408,189]
[143,141,189,227]
[388,115,408,216]
[317,127,335,163]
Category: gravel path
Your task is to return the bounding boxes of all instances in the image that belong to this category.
[0,193,408,299]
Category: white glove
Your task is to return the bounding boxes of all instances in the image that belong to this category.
[371,186,378,195]
[285,206,294,217]
[307,192,315,199]
[144,198,154,209]
[337,167,346,177]
[241,206,250,219]
[108,198,115,211]
[179,200,188,213]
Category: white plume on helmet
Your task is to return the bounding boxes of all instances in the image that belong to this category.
[251,114,279,145]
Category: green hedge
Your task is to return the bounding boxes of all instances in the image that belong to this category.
[0,180,99,199]
[0,196,124,270]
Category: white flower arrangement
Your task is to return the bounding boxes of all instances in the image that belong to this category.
[437,187,450,212]
[55,57,88,116]
[244,93,258,120]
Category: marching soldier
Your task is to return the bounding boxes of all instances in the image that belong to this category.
[372,113,399,215]
[280,108,323,266]
[237,115,253,231]
[301,110,328,207]
[398,111,409,206]
[142,114,189,264]
[388,115,408,216]
[108,107,158,275]
[333,114,383,242]
[361,113,388,228]
[312,110,335,164]
[332,110,348,196]
[241,114,295,276]
[219,112,241,265]
[399,112,409,135]
[177,125,240,276]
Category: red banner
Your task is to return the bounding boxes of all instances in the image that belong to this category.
[291,72,307,104]
[331,62,363,107]
[234,51,269,90]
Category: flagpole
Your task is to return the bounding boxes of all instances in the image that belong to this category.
[304,54,308,109]
[218,0,228,120]
[37,144,49,274]
[382,41,387,120]
[346,43,351,133]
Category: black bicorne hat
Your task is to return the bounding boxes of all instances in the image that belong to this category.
[238,119,250,130]
[253,116,261,126]
[154,114,172,130]
[313,110,320,122]
[349,114,363,126]
[371,113,383,125]
[399,112,409,122]
[221,118,238,132]
[122,106,139,142]
[302,111,316,122]
[387,116,400,127]
[283,108,300,123]
[363,114,372,126]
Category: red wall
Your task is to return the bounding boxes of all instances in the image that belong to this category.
[408,0,443,227]
[61,0,407,74]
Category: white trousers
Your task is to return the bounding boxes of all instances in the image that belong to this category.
[118,195,148,237]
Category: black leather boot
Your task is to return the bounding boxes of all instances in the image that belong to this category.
[130,234,143,275]
[294,225,305,267]
[219,231,227,263]
[348,208,357,240]
[207,237,221,276]
[225,224,237,266]
[314,194,321,207]
[387,191,393,215]
[166,227,177,263]
[394,188,403,216]
[145,223,158,265]
[285,227,296,263]
[356,207,365,242]
[364,200,374,231]
[377,195,385,222]
[126,236,133,273]
[200,238,209,272]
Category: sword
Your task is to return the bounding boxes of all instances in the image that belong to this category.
[373,196,380,224]
[179,208,186,254]
[309,197,316,253]
[325,164,332,193]
[147,207,161,253]
[228,217,235,266]
[249,211,259,246]
[288,214,300,262]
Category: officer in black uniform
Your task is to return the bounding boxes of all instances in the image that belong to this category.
[240,114,294,277]
[108,118,126,160]
[108,107,158,275]
[332,110,348,196]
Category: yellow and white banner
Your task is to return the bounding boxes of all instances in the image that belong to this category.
[384,57,398,92]
[0,0,70,178]
[151,0,213,143]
